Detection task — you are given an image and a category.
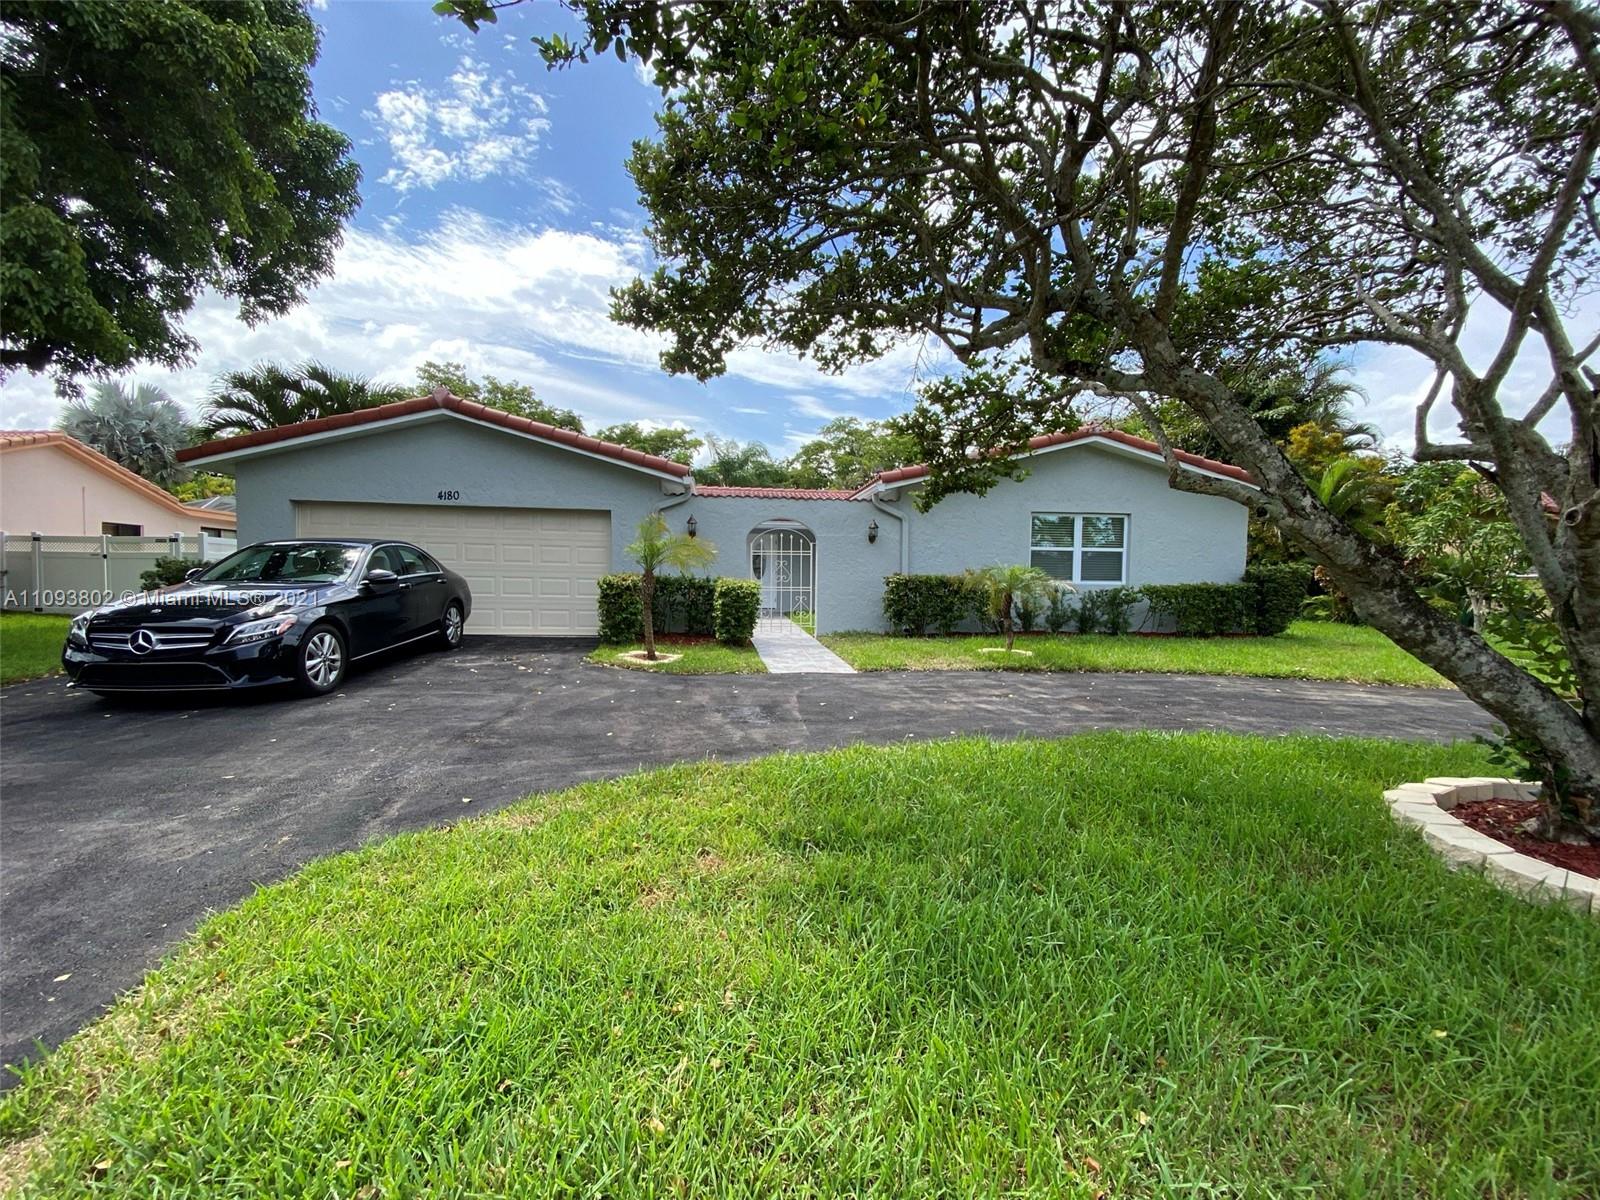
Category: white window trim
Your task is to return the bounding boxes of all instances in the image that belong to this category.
[1029,512,1129,585]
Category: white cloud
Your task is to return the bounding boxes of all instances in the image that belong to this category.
[0,209,939,435]
[365,57,550,193]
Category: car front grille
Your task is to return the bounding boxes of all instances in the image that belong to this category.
[89,625,217,652]
[74,662,232,690]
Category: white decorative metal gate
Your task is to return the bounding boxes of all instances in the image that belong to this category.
[749,527,815,632]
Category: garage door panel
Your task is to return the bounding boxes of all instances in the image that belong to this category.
[294,502,610,635]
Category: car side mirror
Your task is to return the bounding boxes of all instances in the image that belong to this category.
[364,568,399,589]
[184,567,203,582]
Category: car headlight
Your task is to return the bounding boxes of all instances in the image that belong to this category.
[67,612,92,648]
[225,614,299,645]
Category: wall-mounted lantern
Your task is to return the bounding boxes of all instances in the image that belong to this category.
[686,515,699,538]
[867,519,879,544]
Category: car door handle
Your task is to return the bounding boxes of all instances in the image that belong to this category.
[397,581,412,591]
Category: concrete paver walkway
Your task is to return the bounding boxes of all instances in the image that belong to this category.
[751,619,856,673]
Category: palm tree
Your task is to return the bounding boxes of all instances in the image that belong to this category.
[202,360,411,436]
[57,381,194,487]
[626,513,717,660]
[969,564,1065,652]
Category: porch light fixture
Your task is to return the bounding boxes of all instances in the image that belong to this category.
[867,519,879,544]
[686,515,698,538]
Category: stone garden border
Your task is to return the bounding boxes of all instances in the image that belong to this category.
[1384,777,1598,916]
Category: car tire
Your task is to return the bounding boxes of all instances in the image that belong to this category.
[439,601,465,650]
[295,624,347,695]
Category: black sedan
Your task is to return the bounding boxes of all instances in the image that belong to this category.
[62,540,472,697]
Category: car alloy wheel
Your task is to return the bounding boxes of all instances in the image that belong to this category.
[302,628,345,691]
[442,603,464,647]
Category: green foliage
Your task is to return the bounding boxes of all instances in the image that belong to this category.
[592,422,702,465]
[712,577,760,644]
[967,565,1062,651]
[596,573,720,642]
[203,361,410,437]
[1044,587,1074,634]
[881,574,978,636]
[58,382,193,486]
[169,474,234,502]
[0,612,69,683]
[596,573,647,643]
[1078,587,1142,637]
[625,513,716,578]
[787,417,917,489]
[1244,563,1315,636]
[415,361,584,432]
[1143,584,1254,637]
[0,0,359,385]
[695,435,792,487]
[139,557,211,592]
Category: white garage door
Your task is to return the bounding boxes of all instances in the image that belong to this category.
[294,502,610,635]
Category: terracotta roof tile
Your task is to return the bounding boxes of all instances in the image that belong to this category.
[178,389,693,478]
[693,485,862,500]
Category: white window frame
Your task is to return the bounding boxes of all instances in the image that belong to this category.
[1029,512,1129,584]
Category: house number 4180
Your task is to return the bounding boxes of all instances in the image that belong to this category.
[436,489,461,501]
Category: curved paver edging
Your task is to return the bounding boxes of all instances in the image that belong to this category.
[1384,777,1598,915]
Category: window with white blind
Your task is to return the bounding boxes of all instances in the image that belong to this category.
[1029,513,1128,584]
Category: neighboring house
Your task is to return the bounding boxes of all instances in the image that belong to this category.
[177,390,1250,636]
[0,430,238,539]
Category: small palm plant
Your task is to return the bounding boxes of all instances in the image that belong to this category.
[626,513,717,660]
[969,564,1069,652]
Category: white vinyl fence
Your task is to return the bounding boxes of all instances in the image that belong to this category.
[0,532,238,614]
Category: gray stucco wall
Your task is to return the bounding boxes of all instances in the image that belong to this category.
[230,414,681,571]
[227,418,1248,636]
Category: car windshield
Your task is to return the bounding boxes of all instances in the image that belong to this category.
[198,543,362,584]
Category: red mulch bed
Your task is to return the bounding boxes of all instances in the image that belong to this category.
[1450,798,1600,879]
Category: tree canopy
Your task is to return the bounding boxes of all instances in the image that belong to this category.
[415,360,585,432]
[0,0,361,388]
[203,361,410,438]
[788,417,917,489]
[58,382,193,488]
[592,421,702,465]
[452,0,1600,833]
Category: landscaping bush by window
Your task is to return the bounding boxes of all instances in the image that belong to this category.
[713,578,761,644]
[882,573,979,636]
[1143,582,1254,636]
[1044,586,1074,633]
[138,557,211,591]
[1077,586,1142,635]
[1244,563,1315,635]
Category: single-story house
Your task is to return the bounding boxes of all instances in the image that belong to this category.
[1,430,238,539]
[177,389,1252,636]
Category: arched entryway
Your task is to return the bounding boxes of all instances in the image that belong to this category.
[748,519,816,632]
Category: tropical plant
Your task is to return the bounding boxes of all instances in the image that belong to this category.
[0,1,360,386]
[57,381,193,487]
[787,417,917,489]
[967,565,1066,653]
[695,436,792,487]
[461,0,1600,835]
[625,513,717,660]
[592,422,702,465]
[202,361,410,437]
[415,361,584,432]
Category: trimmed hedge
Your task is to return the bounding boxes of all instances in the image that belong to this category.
[882,573,983,635]
[1142,583,1254,636]
[1080,585,1141,635]
[600,573,758,643]
[139,556,212,591]
[712,578,760,644]
[1245,563,1315,636]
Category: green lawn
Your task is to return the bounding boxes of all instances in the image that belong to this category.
[5,733,1597,1197]
[822,620,1450,687]
[588,640,767,674]
[0,613,69,684]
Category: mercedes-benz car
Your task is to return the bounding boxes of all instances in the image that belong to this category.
[62,540,472,697]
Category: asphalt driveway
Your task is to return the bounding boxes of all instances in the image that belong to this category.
[1,637,1494,1079]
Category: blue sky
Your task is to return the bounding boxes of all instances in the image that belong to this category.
[0,1,1586,457]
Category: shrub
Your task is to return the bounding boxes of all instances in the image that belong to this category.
[1143,582,1254,636]
[713,578,761,644]
[1094,586,1142,635]
[1016,591,1042,633]
[651,574,717,635]
[139,557,211,591]
[882,573,977,636]
[1244,563,1314,635]
[597,573,646,643]
[1044,585,1074,634]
